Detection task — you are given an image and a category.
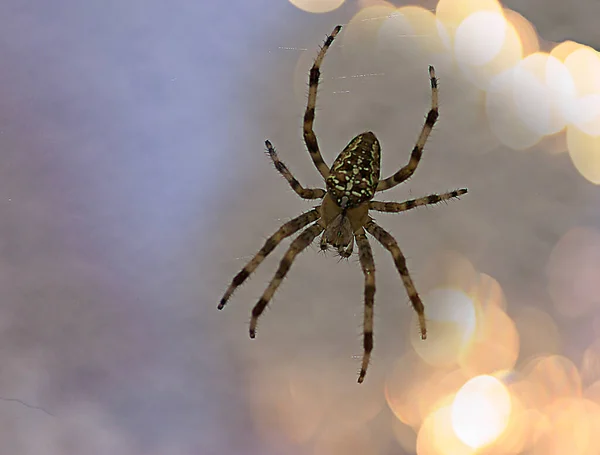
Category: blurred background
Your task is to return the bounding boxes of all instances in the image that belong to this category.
[0,0,599,453]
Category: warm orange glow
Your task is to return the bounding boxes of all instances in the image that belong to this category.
[468,272,507,310]
[485,68,545,150]
[503,8,539,57]
[415,368,471,426]
[455,12,523,90]
[567,126,600,183]
[435,0,503,40]
[562,47,600,137]
[531,398,600,455]
[459,302,519,376]
[289,0,345,13]
[417,404,475,455]
[454,11,508,66]
[581,339,600,386]
[564,46,600,96]
[385,350,434,428]
[410,288,477,367]
[550,40,585,62]
[451,375,512,448]
[521,355,582,406]
[511,53,569,136]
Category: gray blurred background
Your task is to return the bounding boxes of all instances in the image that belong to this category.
[0,0,599,454]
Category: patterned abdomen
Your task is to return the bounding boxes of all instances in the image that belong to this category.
[326,132,381,208]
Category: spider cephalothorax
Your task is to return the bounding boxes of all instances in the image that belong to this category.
[319,132,381,257]
[218,25,467,383]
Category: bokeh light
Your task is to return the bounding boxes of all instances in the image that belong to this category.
[451,375,512,448]
[459,293,519,376]
[289,0,345,13]
[503,8,539,57]
[417,404,475,455]
[454,11,507,67]
[531,398,600,455]
[410,288,476,367]
[521,355,582,405]
[511,53,570,136]
[567,125,600,183]
[435,0,503,41]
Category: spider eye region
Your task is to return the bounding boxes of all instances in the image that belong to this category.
[326,132,381,208]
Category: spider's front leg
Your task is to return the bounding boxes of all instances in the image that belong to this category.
[303,25,342,179]
[377,66,439,192]
[265,140,326,199]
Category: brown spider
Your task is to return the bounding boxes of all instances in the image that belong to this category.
[218,25,467,383]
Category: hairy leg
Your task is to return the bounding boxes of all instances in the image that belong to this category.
[369,188,467,213]
[355,227,376,383]
[265,140,326,199]
[303,25,342,179]
[365,219,426,339]
[249,222,325,337]
[377,66,439,191]
[218,208,321,310]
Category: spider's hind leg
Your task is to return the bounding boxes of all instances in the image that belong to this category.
[355,227,376,383]
[249,222,325,337]
[365,219,427,340]
[218,208,321,310]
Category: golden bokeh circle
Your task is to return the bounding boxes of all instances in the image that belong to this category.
[289,0,345,13]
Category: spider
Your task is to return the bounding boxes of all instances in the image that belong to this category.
[218,25,467,383]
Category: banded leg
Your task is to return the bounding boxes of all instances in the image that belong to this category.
[369,189,467,213]
[218,208,321,310]
[303,25,342,180]
[377,66,439,191]
[265,140,326,199]
[365,219,427,340]
[355,228,376,383]
[249,222,325,337]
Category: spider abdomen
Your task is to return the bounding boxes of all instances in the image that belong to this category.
[326,132,381,208]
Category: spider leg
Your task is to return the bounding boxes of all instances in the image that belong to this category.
[265,140,326,199]
[249,222,325,338]
[218,208,321,310]
[376,66,439,192]
[303,25,342,180]
[355,227,376,383]
[369,188,467,213]
[365,219,427,340]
